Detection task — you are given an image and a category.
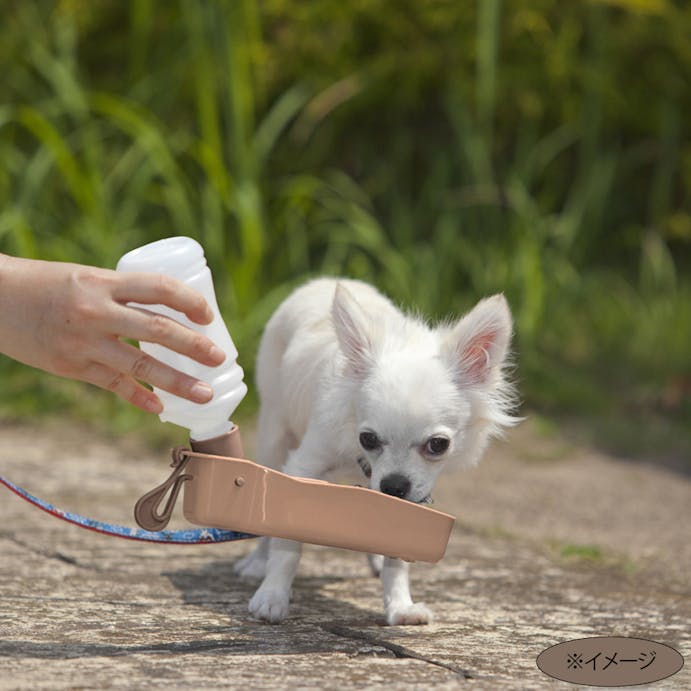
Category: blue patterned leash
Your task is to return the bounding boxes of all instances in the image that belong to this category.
[0,470,254,545]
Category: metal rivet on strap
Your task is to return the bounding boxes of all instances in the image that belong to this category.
[234,477,245,487]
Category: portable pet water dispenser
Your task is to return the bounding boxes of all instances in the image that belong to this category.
[116,236,247,457]
[115,237,454,561]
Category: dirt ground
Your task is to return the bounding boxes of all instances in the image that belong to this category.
[0,416,689,689]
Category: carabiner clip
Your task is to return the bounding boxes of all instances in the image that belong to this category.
[134,446,192,531]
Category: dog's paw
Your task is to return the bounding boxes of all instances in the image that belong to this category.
[249,586,290,624]
[385,602,434,626]
[234,550,268,581]
[367,554,384,577]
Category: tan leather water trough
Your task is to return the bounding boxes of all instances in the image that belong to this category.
[135,428,455,563]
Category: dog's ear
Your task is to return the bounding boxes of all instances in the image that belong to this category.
[332,283,376,378]
[442,294,512,388]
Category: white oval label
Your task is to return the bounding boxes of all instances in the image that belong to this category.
[537,636,684,687]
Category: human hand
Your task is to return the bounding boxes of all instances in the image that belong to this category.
[0,254,226,414]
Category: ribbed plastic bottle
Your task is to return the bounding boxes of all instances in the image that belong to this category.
[116,237,247,447]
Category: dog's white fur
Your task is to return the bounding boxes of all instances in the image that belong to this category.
[235,278,517,625]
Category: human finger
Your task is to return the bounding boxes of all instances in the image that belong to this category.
[80,362,164,414]
[111,303,225,367]
[100,340,214,404]
[112,272,214,325]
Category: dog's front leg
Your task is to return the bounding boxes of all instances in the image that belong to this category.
[248,537,302,623]
[381,557,433,626]
[248,431,335,623]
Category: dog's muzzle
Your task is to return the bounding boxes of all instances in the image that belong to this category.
[380,473,411,499]
[357,460,432,504]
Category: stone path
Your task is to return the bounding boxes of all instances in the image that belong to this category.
[1,418,689,689]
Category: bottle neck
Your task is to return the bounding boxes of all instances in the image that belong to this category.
[190,419,234,442]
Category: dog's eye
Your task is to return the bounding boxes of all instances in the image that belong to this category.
[359,431,381,451]
[425,436,450,456]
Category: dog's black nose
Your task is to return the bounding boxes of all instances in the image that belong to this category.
[380,473,411,499]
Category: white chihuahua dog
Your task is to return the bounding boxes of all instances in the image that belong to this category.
[235,278,517,625]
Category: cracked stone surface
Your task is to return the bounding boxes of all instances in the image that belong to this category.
[0,418,689,689]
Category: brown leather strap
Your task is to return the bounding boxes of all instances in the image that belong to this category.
[134,426,244,531]
[133,447,192,531]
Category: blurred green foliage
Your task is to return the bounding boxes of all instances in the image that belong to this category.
[0,0,689,450]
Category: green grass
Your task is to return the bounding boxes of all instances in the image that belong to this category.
[559,544,604,562]
[0,1,688,453]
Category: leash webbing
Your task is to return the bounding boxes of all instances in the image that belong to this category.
[0,474,255,544]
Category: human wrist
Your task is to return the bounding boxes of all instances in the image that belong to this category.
[0,253,25,287]
[0,254,45,362]
[0,254,18,355]
[0,252,12,273]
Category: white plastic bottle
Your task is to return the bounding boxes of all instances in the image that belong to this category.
[116,236,247,442]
